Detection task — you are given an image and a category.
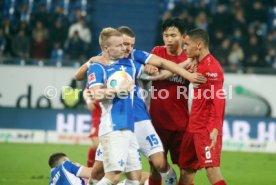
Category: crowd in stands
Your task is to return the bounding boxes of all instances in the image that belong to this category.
[0,0,93,66]
[0,0,276,74]
[157,0,276,73]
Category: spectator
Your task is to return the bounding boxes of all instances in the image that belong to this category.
[265,48,276,69]
[49,18,68,48]
[227,42,244,71]
[12,30,30,59]
[50,42,65,66]
[0,30,6,57]
[65,31,85,60]
[68,16,91,45]
[1,17,15,56]
[31,30,48,59]
[195,11,208,31]
[213,38,231,66]
[32,21,48,41]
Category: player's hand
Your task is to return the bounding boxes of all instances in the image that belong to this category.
[89,56,108,65]
[144,64,159,75]
[185,59,197,72]
[208,128,218,151]
[189,73,207,84]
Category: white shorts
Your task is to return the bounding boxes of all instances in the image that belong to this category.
[95,120,164,161]
[134,120,164,158]
[99,130,141,173]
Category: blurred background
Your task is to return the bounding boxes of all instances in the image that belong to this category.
[0,1,276,183]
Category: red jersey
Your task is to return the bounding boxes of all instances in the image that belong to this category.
[188,53,225,135]
[150,46,189,131]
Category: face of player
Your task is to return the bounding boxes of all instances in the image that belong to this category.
[184,36,200,58]
[163,27,183,54]
[106,36,126,60]
[122,34,135,58]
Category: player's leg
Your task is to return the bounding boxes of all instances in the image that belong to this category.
[88,144,105,184]
[194,131,226,185]
[178,132,200,185]
[146,126,172,185]
[206,167,225,185]
[97,131,131,184]
[179,168,196,185]
[125,130,142,185]
[87,137,99,167]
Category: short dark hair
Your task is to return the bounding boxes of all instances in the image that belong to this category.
[117,26,135,38]
[162,18,186,35]
[48,153,67,168]
[187,28,209,47]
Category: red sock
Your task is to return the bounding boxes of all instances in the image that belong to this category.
[87,147,96,167]
[148,176,162,185]
[213,180,226,185]
[178,182,194,185]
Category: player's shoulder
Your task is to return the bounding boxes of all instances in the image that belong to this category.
[151,46,166,54]
[88,62,106,72]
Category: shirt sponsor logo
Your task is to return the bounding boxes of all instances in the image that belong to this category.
[206,72,218,78]
[169,75,186,84]
[88,73,96,83]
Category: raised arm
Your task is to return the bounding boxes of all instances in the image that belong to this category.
[147,54,206,83]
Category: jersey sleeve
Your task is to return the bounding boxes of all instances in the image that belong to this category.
[87,63,105,89]
[131,49,152,65]
[207,72,225,134]
[150,46,159,54]
[63,161,83,177]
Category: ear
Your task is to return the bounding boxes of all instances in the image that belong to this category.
[197,41,202,50]
[102,46,108,52]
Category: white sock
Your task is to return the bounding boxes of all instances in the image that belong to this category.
[125,179,140,185]
[96,177,114,185]
[160,166,177,185]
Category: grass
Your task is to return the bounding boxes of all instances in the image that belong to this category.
[0,143,276,185]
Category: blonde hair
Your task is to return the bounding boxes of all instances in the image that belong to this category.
[99,27,122,48]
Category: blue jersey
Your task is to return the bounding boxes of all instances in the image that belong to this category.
[49,161,84,185]
[131,50,152,122]
[87,50,152,133]
[87,58,137,136]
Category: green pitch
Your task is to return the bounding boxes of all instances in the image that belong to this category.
[0,143,275,185]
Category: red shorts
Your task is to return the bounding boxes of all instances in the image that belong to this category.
[178,130,222,170]
[154,127,184,164]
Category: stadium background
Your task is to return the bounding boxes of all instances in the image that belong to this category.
[0,0,276,184]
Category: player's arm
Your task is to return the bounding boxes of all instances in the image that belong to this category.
[75,56,108,81]
[207,82,225,150]
[74,59,93,81]
[87,64,116,102]
[63,160,92,179]
[78,166,93,178]
[147,54,206,83]
[140,58,194,81]
[83,88,97,110]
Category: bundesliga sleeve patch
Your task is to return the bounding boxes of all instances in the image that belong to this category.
[88,73,96,83]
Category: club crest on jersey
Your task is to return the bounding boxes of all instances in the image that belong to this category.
[88,73,96,83]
